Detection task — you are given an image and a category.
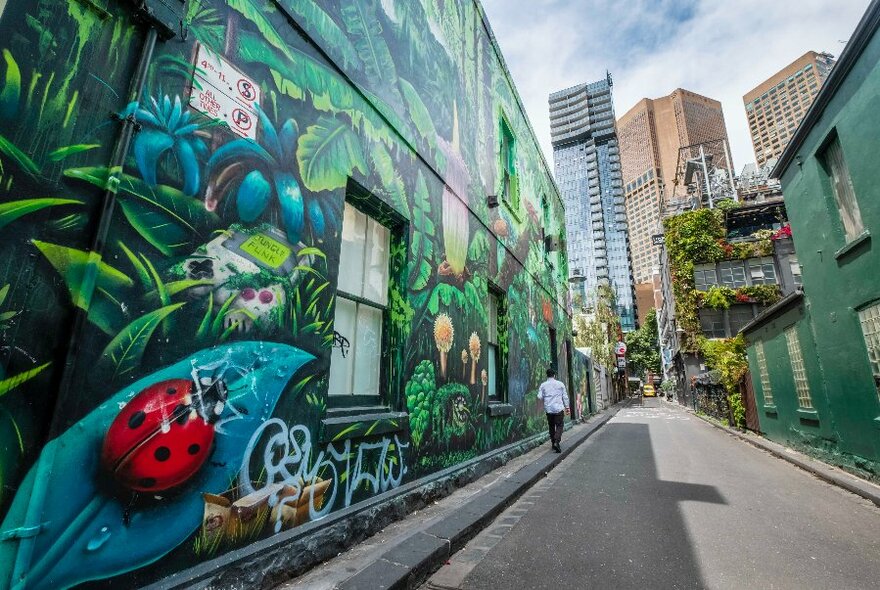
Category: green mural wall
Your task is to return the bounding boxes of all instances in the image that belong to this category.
[0,1,581,587]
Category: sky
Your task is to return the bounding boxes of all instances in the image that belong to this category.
[479,0,869,172]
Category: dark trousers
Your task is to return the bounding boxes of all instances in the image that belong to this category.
[546,411,565,445]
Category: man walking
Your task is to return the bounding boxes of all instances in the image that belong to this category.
[538,368,569,453]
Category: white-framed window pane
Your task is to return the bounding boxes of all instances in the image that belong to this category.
[858,302,880,399]
[352,304,382,395]
[825,138,864,241]
[363,218,390,305]
[785,327,813,409]
[755,341,774,405]
[329,297,357,395]
[488,344,498,399]
[338,204,367,296]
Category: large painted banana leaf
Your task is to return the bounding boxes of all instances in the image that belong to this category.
[0,341,314,590]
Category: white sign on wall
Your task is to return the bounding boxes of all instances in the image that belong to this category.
[189,45,261,140]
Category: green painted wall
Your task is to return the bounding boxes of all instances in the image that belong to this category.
[748,16,880,479]
[0,1,584,587]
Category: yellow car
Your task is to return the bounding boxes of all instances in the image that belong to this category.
[642,385,656,397]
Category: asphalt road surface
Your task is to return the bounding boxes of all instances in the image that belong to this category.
[424,398,880,590]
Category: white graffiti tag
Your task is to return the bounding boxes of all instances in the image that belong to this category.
[240,419,408,533]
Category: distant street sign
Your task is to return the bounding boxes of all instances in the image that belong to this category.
[652,234,665,246]
[616,356,627,369]
[615,341,627,356]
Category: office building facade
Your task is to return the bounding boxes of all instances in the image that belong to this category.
[744,51,836,167]
[618,89,732,322]
[550,76,636,332]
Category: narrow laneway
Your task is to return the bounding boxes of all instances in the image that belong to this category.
[427,399,880,590]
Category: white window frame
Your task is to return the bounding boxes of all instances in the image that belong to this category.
[858,302,880,400]
[755,341,774,406]
[784,327,813,409]
[822,135,864,242]
[329,203,390,398]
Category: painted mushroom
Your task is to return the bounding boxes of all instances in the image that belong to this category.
[468,332,481,385]
[434,314,454,378]
[461,349,469,380]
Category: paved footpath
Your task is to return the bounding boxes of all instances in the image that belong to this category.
[424,399,880,590]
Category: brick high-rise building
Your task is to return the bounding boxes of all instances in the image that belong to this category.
[744,51,835,167]
[618,89,732,323]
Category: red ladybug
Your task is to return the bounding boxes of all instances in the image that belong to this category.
[101,378,227,493]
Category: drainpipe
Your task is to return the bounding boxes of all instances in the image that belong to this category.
[9,26,158,586]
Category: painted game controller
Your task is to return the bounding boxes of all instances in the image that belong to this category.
[180,226,299,333]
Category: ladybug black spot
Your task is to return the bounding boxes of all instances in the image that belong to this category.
[139,477,156,489]
[188,443,201,455]
[154,446,171,462]
[166,386,177,395]
[128,411,146,429]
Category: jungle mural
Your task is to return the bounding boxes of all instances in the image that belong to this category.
[0,0,584,587]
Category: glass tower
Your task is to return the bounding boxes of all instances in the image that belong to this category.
[549,75,636,332]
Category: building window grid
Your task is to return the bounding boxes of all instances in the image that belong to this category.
[785,327,813,409]
[822,136,864,242]
[755,342,774,405]
[858,303,880,399]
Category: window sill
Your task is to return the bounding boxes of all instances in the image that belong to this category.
[487,402,514,417]
[873,416,880,431]
[834,230,870,261]
[321,407,408,443]
[796,408,820,423]
[763,404,778,416]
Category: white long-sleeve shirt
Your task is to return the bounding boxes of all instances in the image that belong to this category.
[537,377,569,414]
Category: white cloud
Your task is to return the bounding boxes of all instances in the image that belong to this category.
[480,0,868,171]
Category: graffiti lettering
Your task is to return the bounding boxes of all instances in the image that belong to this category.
[240,419,408,533]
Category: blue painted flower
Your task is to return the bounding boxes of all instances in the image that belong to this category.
[124,95,207,196]
[205,109,337,245]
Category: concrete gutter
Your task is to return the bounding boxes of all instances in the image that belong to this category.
[320,402,627,590]
[690,410,880,508]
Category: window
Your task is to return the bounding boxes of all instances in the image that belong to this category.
[487,288,507,401]
[821,135,864,242]
[500,116,519,211]
[858,302,880,399]
[755,341,774,405]
[789,256,802,287]
[694,264,718,291]
[329,203,390,398]
[700,309,726,339]
[729,305,755,334]
[719,260,747,288]
[784,327,813,409]
[748,257,777,285]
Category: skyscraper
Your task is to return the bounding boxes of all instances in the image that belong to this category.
[744,51,835,167]
[550,75,636,332]
[618,89,732,322]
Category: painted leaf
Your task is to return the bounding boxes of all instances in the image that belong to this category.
[0,198,83,231]
[99,303,185,379]
[0,363,50,398]
[32,241,134,311]
[467,230,489,263]
[398,78,437,148]
[227,0,295,62]
[0,132,39,177]
[370,143,409,218]
[47,144,101,161]
[65,167,219,254]
[0,49,21,120]
[340,1,399,92]
[278,1,359,69]
[296,116,368,192]
[0,342,314,590]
